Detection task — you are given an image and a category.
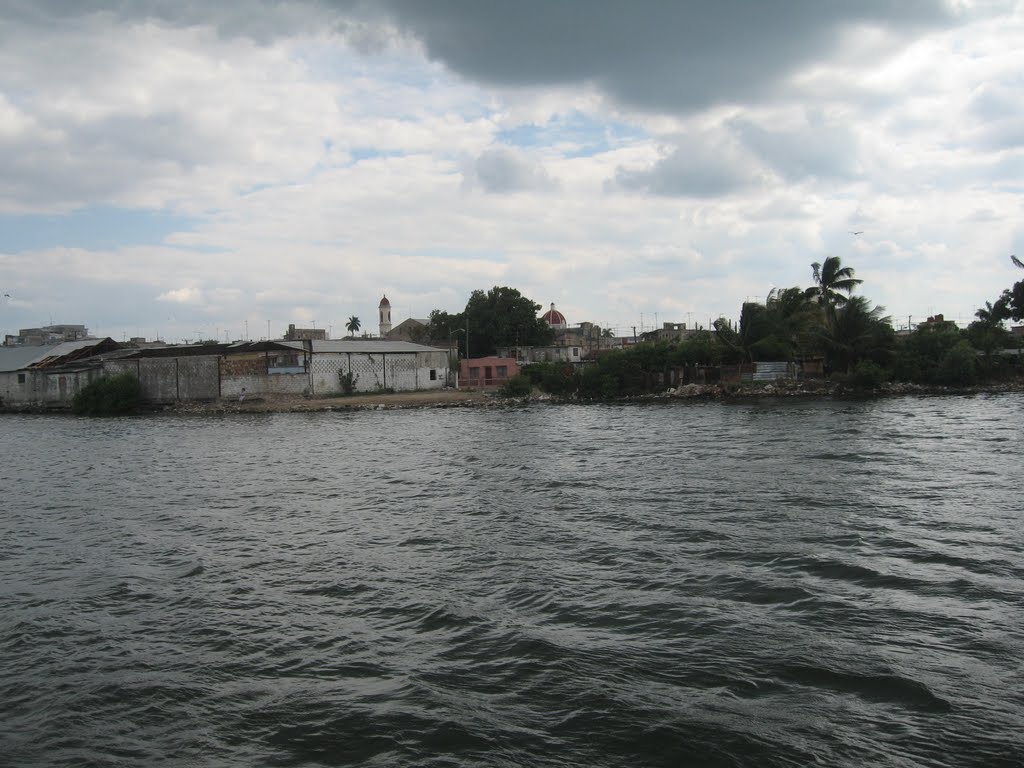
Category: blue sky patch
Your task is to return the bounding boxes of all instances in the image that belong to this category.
[1,207,197,252]
[496,111,646,158]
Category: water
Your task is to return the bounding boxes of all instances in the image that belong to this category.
[1,395,1022,767]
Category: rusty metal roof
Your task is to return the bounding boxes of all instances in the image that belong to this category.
[0,339,119,372]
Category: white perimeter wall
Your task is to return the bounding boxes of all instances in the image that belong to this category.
[310,351,448,395]
[221,373,309,397]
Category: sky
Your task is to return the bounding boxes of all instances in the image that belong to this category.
[2,0,1023,343]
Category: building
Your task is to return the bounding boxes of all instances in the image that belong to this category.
[378,295,392,337]
[308,339,449,395]
[459,357,519,388]
[283,323,326,341]
[541,303,567,330]
[387,317,430,342]
[0,338,119,407]
[4,324,90,347]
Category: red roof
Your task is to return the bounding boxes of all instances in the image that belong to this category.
[379,294,390,307]
[542,304,566,326]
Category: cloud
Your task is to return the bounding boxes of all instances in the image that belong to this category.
[370,0,962,114]
[462,147,558,193]
[611,130,761,197]
[2,0,1023,345]
[157,286,204,304]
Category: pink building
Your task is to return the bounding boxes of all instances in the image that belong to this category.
[460,357,520,388]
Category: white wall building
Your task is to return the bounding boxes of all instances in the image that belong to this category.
[308,340,450,395]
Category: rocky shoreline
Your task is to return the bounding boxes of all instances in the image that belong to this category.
[169,378,1024,414]
[5,378,1022,416]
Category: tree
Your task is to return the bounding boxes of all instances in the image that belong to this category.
[805,256,863,333]
[462,286,554,357]
[999,255,1024,321]
[345,316,361,337]
[817,295,892,374]
[72,373,143,416]
[765,286,822,360]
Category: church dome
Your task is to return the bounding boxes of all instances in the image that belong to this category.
[542,302,567,328]
[379,294,390,307]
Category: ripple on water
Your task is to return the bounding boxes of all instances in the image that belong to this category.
[1,396,1023,767]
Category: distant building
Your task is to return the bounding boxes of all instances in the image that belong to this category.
[4,324,90,346]
[541,302,567,330]
[283,323,326,341]
[0,338,119,407]
[460,357,519,388]
[378,295,392,337]
[641,322,693,343]
[387,317,430,342]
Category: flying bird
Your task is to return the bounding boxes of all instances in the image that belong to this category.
[1012,254,1023,269]
[849,230,864,235]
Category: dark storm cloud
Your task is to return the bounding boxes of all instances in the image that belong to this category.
[370,0,957,113]
[10,1,960,114]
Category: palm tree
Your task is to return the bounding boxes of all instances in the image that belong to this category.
[817,295,892,373]
[765,286,821,360]
[345,316,361,338]
[806,256,863,309]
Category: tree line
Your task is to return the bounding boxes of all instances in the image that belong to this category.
[495,255,1024,398]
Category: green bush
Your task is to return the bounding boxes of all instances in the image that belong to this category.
[338,371,358,395]
[936,342,978,386]
[849,360,888,389]
[500,373,533,397]
[72,373,143,416]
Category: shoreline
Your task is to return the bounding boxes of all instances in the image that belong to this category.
[4,379,1023,416]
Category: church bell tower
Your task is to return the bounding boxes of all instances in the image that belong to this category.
[378,294,392,337]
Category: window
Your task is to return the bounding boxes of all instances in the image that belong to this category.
[17,373,26,383]
[429,369,437,381]
[469,367,480,379]
[573,348,579,357]
[497,366,508,378]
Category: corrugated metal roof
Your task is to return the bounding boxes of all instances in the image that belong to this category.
[0,344,60,372]
[0,339,113,372]
[312,340,448,354]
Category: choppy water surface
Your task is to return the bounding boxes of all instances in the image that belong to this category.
[2,395,1022,767]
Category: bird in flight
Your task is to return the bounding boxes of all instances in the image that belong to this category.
[1012,254,1023,269]
[849,230,864,235]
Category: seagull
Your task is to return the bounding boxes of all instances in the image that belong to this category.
[1012,254,1023,269]
[849,230,864,235]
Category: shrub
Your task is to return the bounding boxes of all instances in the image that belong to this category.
[338,370,358,395]
[72,373,143,416]
[849,360,887,389]
[936,342,977,386]
[500,373,532,397]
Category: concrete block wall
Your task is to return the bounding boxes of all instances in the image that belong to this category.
[221,372,308,397]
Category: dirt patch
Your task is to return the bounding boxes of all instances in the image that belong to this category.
[172,389,495,414]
